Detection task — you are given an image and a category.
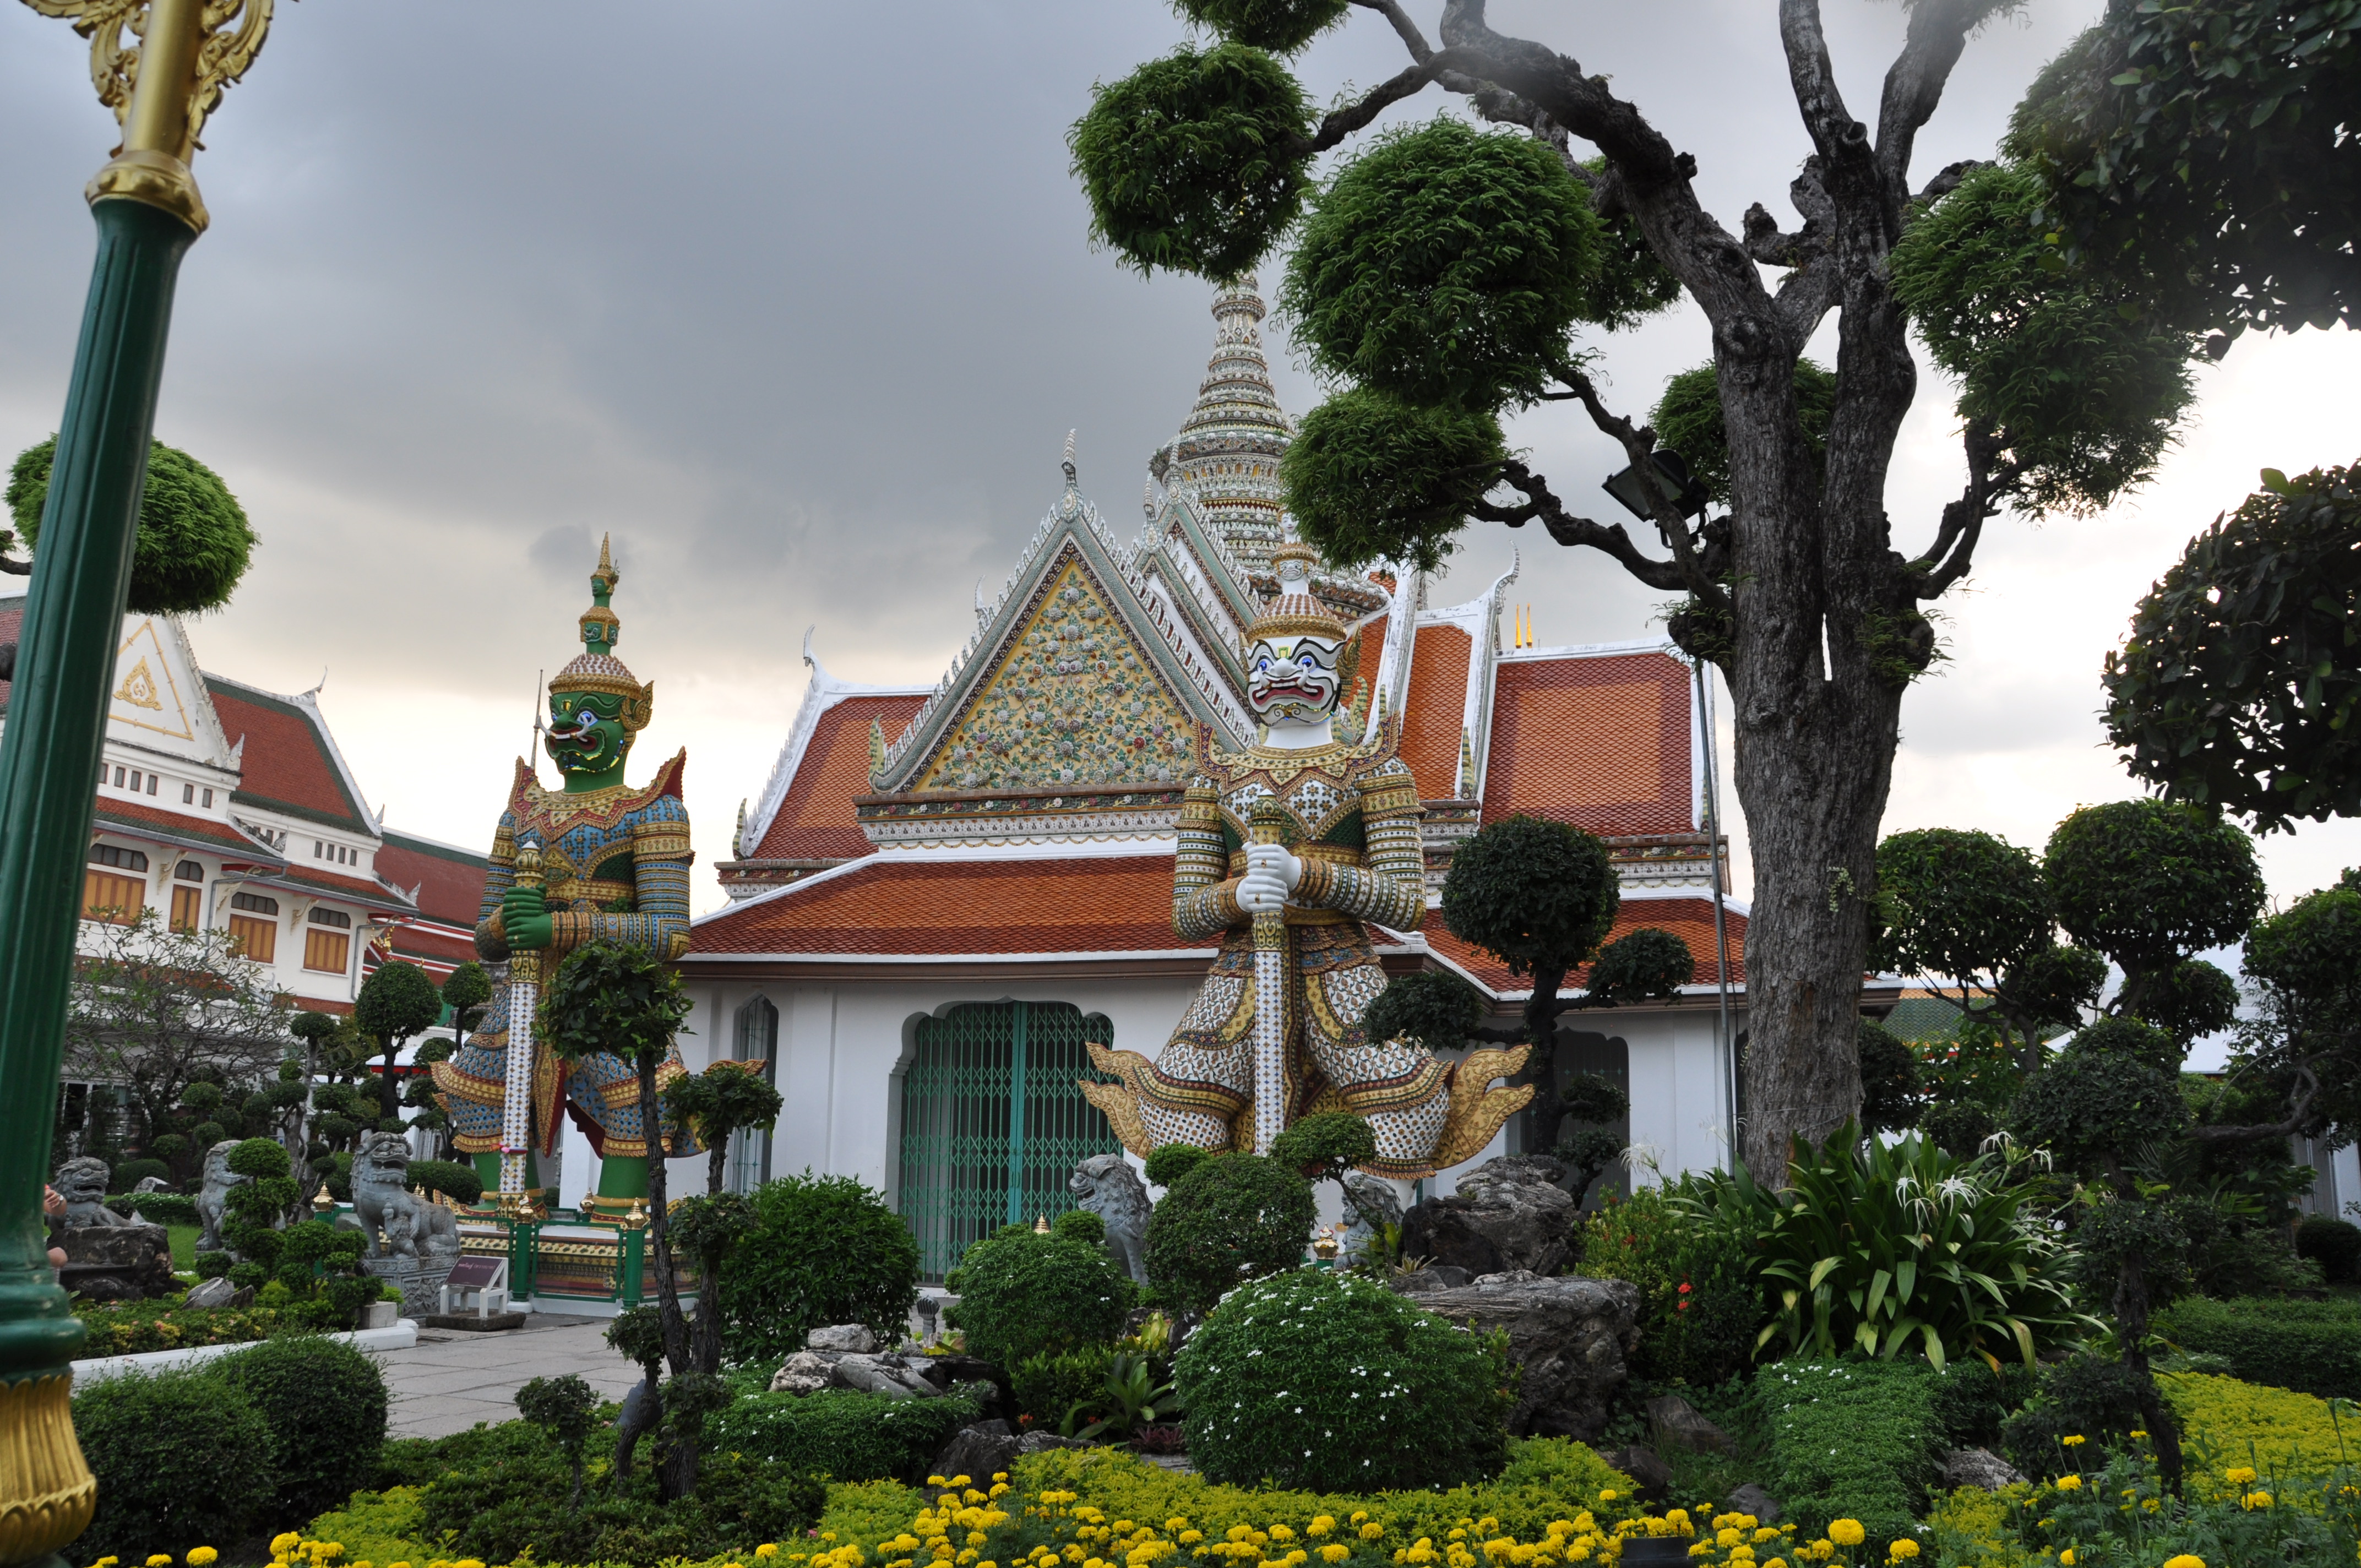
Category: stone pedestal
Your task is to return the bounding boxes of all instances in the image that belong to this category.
[53,1222,176,1302]
[361,1254,454,1317]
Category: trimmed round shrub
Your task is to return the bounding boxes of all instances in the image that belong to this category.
[1174,0,1349,53]
[75,1366,276,1559]
[405,1157,483,1204]
[1144,1142,1211,1188]
[706,1387,983,1485]
[1144,1152,1315,1314]
[1174,1268,1511,1489]
[1010,1343,1118,1428]
[111,1157,169,1189]
[1053,1208,1106,1245]
[2295,1214,2361,1285]
[944,1228,1134,1369]
[214,1332,389,1519]
[716,1172,920,1363]
[8,437,258,615]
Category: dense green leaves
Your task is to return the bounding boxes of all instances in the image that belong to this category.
[1890,162,2198,516]
[1440,815,1620,981]
[2011,1018,2189,1170]
[2005,2,2360,334]
[1857,1020,1928,1137]
[2239,882,2361,1140]
[2044,799,2265,981]
[1282,389,1505,571]
[8,437,257,615]
[1141,1151,1314,1314]
[1874,827,2052,988]
[1585,926,1695,1003]
[1171,0,1347,53]
[666,1060,784,1195]
[2102,463,2361,831]
[1678,1124,2088,1370]
[541,939,692,1065]
[714,1172,919,1362]
[1651,360,1837,507]
[1363,968,1489,1053]
[1281,119,1603,410]
[943,1227,1135,1367]
[1068,43,1313,281]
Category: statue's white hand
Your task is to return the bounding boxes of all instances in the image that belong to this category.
[1247,841,1303,889]
[1238,843,1302,914]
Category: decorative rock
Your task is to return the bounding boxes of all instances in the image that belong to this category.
[182,1275,238,1309]
[1400,1158,1577,1278]
[1410,1269,1639,1439]
[1015,1431,1087,1454]
[1943,1447,2028,1491]
[1386,1265,1471,1294]
[931,1420,1019,1485]
[834,1355,942,1399]
[1069,1154,1152,1284]
[55,1222,177,1301]
[130,1175,173,1194]
[1600,1445,1674,1502]
[1645,1393,1732,1453]
[1339,1173,1403,1265]
[810,1323,881,1353]
[1724,1484,1782,1525]
[770,1351,837,1395]
[51,1158,134,1228]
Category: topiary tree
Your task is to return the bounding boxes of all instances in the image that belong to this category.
[1651,360,1837,508]
[517,1372,600,1509]
[664,1059,784,1196]
[1436,815,1692,1136]
[943,1226,1135,1368]
[1173,1267,1510,1489]
[606,1304,668,1479]
[2044,799,2266,1020]
[1266,1109,1378,1228]
[1874,826,2107,1072]
[73,1366,276,1560]
[2235,878,2361,1148]
[1142,1141,1210,1190]
[539,939,697,1493]
[1141,1151,1314,1315]
[218,1135,298,1288]
[712,1169,918,1364]
[1361,968,1488,1054]
[440,959,493,1052]
[2103,463,2361,831]
[1854,1020,1926,1139]
[1065,0,2214,1183]
[670,1189,756,1374]
[356,959,442,1124]
[4,436,257,614]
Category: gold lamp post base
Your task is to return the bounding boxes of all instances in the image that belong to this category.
[0,1375,96,1566]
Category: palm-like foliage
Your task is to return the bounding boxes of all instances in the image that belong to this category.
[1678,1123,2093,1371]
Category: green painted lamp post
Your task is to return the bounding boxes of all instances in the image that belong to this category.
[0,2,279,1558]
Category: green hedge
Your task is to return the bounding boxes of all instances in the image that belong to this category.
[1756,1359,2015,1552]
[2153,1295,2361,1401]
[705,1388,983,1484]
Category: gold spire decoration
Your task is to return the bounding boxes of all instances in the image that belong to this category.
[549,533,654,731]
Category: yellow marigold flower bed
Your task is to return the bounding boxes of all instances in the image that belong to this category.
[2159,1371,2359,1482]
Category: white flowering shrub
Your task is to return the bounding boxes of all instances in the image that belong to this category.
[1173,1268,1511,1489]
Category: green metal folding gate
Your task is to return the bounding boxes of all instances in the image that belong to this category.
[896,1000,1124,1280]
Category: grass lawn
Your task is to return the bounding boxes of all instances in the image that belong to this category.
[168,1222,198,1273]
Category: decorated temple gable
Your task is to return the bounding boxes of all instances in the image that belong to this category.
[915,553,1199,792]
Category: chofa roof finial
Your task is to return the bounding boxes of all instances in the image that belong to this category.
[1062,429,1078,491]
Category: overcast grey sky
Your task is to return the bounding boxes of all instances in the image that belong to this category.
[4,1,2355,977]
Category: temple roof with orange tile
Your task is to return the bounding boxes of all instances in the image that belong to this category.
[378,829,491,929]
[1399,623,1472,798]
[94,798,276,859]
[1482,649,1694,836]
[204,677,372,831]
[750,693,927,862]
[692,853,1199,957]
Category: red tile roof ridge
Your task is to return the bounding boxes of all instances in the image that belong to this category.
[237,861,417,911]
[740,635,932,857]
[1497,635,1683,663]
[202,672,378,830]
[1620,885,1751,919]
[94,797,284,857]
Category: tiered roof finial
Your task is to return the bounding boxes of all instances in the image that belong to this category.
[1062,429,1078,490]
[1167,274,1292,574]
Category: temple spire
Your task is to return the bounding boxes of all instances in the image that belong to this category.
[1167,274,1291,573]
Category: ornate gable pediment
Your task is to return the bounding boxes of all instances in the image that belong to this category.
[872,464,1252,794]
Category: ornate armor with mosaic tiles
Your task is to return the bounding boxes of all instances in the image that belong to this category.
[1086,543,1530,1179]
[432,540,698,1180]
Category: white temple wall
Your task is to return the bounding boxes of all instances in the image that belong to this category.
[1617,1008,1742,1184]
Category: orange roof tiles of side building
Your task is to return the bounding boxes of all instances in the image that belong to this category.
[1413,901,1745,998]
[94,797,274,858]
[693,854,1187,956]
[1400,624,1472,799]
[377,832,491,929]
[1483,651,1694,836]
[752,693,927,861]
[204,679,369,829]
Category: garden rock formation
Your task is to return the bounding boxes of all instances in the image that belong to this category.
[931,1419,1020,1483]
[1408,1268,1638,1438]
[1943,1447,2028,1490]
[1399,1157,1577,1278]
[1339,1172,1403,1263]
[1600,1444,1673,1501]
[1645,1392,1732,1453]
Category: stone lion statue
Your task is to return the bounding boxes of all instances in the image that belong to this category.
[51,1157,131,1228]
[1069,1152,1151,1285]
[195,1139,247,1253]
[349,1130,461,1261]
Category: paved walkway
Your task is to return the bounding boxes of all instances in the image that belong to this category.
[373,1314,645,1438]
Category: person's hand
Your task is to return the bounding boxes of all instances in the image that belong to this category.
[502,883,554,951]
[42,1185,62,1219]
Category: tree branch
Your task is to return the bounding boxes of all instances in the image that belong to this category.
[2189,1060,2321,1144]
[1477,459,1692,594]
[1288,63,1439,156]
[1912,425,2021,597]
[1559,371,1729,607]
[1777,0,1866,170]
[1874,0,1986,208]
[1350,0,1435,63]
